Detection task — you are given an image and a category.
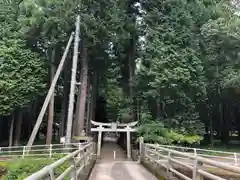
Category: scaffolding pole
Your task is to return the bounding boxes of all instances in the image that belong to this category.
[65,15,80,144]
[26,33,74,151]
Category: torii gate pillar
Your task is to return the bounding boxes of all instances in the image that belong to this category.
[91,121,137,159]
[126,127,131,159]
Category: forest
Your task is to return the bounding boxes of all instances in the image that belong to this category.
[0,0,240,149]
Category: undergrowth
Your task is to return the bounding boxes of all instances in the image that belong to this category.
[0,154,67,179]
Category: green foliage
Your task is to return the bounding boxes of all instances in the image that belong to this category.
[138,0,209,138]
[2,158,68,179]
[2,159,50,180]
[1,0,240,147]
[137,111,202,144]
[167,131,203,144]
[0,40,46,115]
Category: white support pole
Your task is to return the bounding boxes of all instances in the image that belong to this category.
[66,15,80,144]
[126,126,131,159]
[26,33,74,151]
[234,153,238,165]
[97,126,103,157]
[22,146,26,158]
[49,144,52,158]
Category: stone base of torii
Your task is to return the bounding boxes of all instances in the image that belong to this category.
[90,120,138,159]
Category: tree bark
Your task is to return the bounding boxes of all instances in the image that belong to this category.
[46,49,55,145]
[209,110,214,147]
[28,100,37,138]
[156,98,161,120]
[128,35,137,122]
[76,47,88,135]
[59,56,71,138]
[9,114,15,147]
[74,70,84,136]
[89,73,98,123]
[86,80,92,134]
[14,110,23,146]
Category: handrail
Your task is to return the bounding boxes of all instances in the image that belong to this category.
[24,142,95,180]
[0,143,86,159]
[143,143,240,180]
[146,143,239,165]
[152,143,238,155]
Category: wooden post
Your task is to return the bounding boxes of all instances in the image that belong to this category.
[26,33,74,151]
[66,15,80,144]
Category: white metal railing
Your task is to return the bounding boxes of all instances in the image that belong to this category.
[151,144,240,165]
[24,142,95,180]
[0,143,87,159]
[142,142,240,180]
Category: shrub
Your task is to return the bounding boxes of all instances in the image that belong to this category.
[2,157,68,180]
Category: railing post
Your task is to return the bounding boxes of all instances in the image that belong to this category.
[91,143,95,156]
[234,153,238,165]
[49,168,54,180]
[192,158,203,180]
[139,137,144,162]
[69,157,77,180]
[78,143,81,158]
[22,146,26,158]
[49,144,52,158]
[194,148,197,156]
[167,152,172,177]
[84,146,88,166]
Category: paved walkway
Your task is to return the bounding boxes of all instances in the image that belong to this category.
[89,143,157,180]
[99,142,126,161]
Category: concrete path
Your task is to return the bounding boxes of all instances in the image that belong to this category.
[99,143,126,161]
[88,143,158,180]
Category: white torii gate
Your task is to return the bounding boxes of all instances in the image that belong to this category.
[91,120,137,159]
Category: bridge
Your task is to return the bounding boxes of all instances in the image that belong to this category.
[1,118,238,180]
[1,124,240,180]
[9,138,238,180]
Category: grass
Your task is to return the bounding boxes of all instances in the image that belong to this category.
[0,155,67,179]
[198,144,240,152]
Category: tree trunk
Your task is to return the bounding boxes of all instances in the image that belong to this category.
[89,73,98,123]
[86,81,92,134]
[14,110,23,146]
[128,35,137,122]
[9,114,15,147]
[76,47,88,135]
[156,98,161,120]
[221,102,229,144]
[59,56,71,138]
[59,98,66,138]
[74,72,83,136]
[209,116,214,147]
[46,49,55,145]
